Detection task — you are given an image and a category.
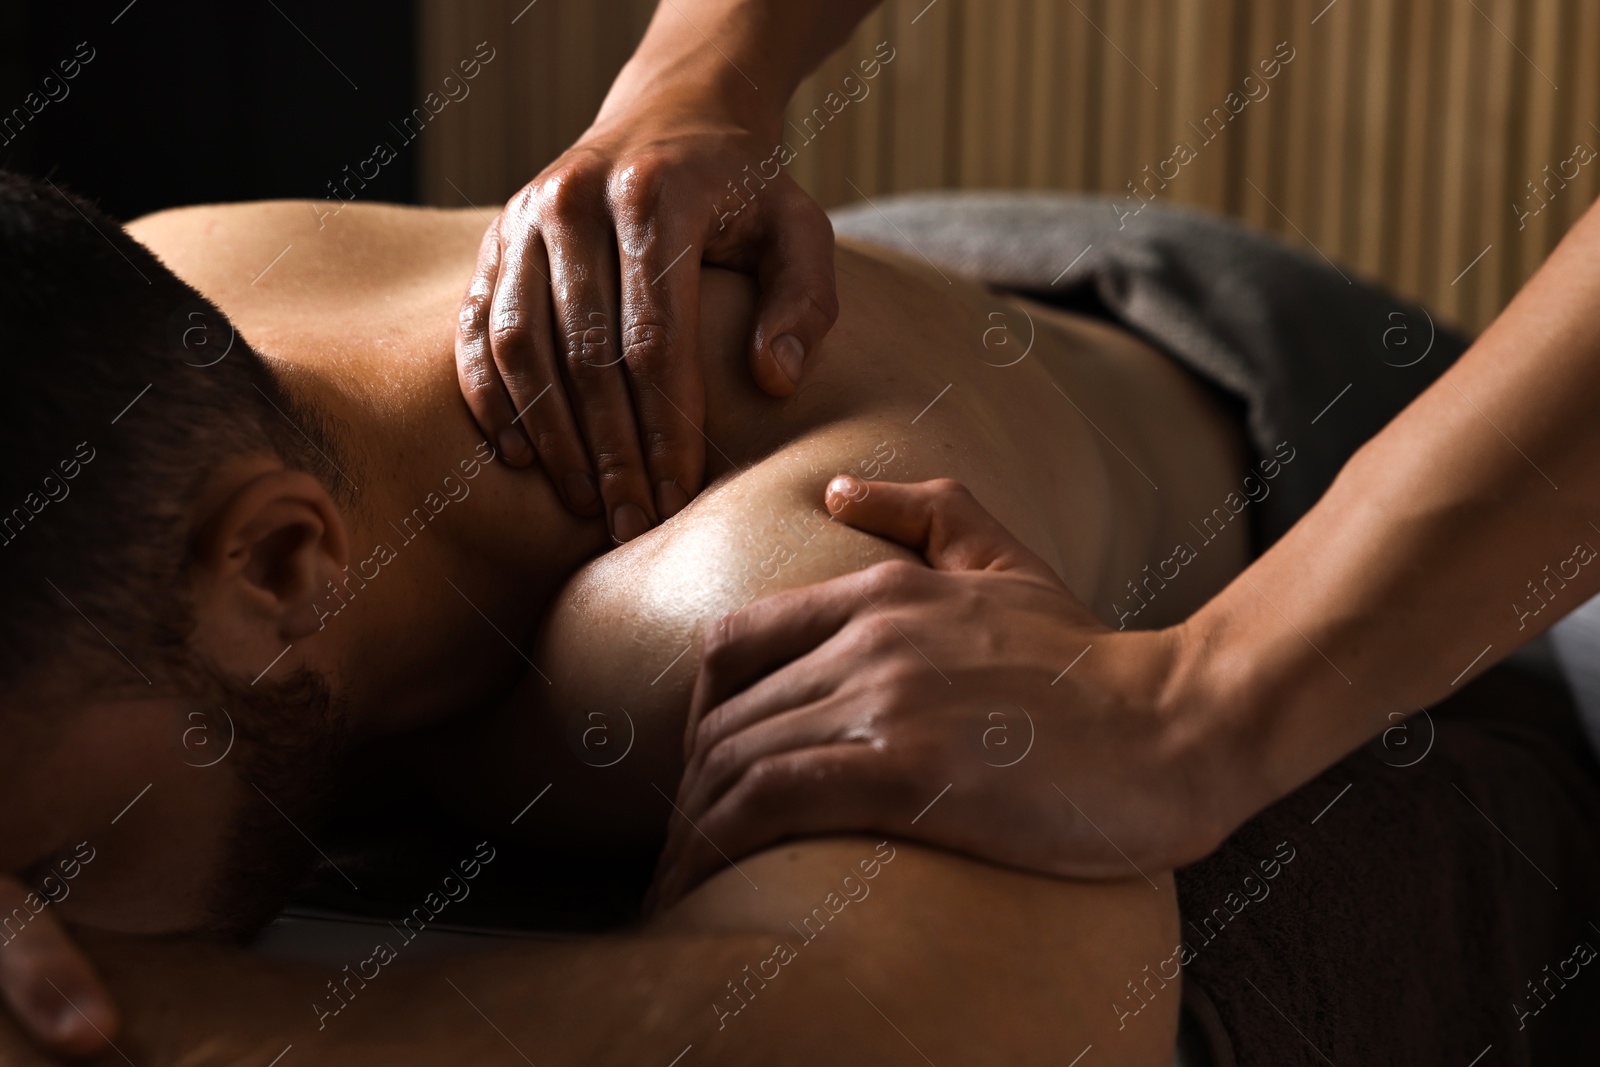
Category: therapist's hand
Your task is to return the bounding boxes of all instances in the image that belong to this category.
[652,477,1234,907]
[0,876,118,1060]
[456,93,839,542]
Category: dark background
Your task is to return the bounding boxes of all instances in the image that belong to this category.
[0,0,418,221]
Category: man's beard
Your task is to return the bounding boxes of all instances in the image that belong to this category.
[199,666,353,939]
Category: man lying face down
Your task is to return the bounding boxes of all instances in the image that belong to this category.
[0,170,1257,1064]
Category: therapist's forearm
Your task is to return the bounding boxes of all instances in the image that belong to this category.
[599,0,884,137]
[1177,195,1600,816]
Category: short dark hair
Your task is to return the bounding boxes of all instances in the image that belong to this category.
[0,170,343,700]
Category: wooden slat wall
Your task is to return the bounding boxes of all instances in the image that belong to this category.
[417,0,1600,332]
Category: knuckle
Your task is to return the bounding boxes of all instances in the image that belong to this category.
[530,427,568,459]
[847,698,893,741]
[457,293,491,333]
[880,558,925,583]
[621,321,676,369]
[879,657,926,698]
[855,566,896,603]
[793,278,839,327]
[692,709,725,757]
[590,447,635,483]
[458,367,501,403]
[507,184,540,216]
[854,613,901,654]
[859,559,921,599]
[740,756,793,804]
[562,325,616,375]
[488,313,535,353]
[496,366,540,402]
[537,166,599,216]
[640,426,678,463]
[496,329,532,370]
[700,736,739,786]
[926,478,975,519]
[608,159,671,216]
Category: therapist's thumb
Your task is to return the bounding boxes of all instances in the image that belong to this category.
[0,877,117,1060]
[824,476,1061,580]
[747,190,839,397]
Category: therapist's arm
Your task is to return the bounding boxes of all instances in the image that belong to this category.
[456,0,881,541]
[1185,193,1600,815]
[652,195,1600,900]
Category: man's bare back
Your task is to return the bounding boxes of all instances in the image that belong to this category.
[128,199,1247,857]
[2,200,1254,1063]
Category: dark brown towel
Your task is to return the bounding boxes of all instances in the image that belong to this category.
[1173,667,1600,1065]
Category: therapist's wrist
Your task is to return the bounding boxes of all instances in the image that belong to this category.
[1154,610,1298,856]
[1160,582,1374,851]
[1059,622,1254,867]
[599,28,790,144]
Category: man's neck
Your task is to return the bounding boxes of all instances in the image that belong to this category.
[126,200,613,738]
[281,358,611,741]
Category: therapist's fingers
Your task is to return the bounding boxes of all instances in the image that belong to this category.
[680,698,858,821]
[0,878,117,1060]
[746,190,839,397]
[687,577,874,759]
[653,744,905,910]
[825,476,1066,581]
[685,614,878,775]
[544,215,659,542]
[488,223,600,514]
[613,185,705,520]
[457,218,535,466]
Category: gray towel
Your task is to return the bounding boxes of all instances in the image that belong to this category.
[830,191,1470,548]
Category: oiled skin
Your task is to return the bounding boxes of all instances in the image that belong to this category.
[419,224,1249,857]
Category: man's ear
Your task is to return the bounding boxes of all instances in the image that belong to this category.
[189,467,349,648]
